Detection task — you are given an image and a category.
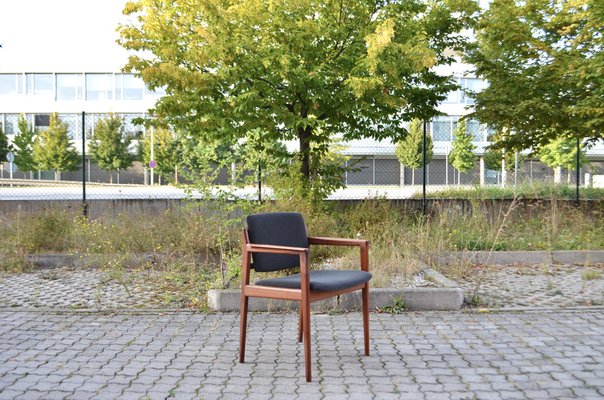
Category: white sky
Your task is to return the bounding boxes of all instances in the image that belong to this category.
[0,0,492,73]
[0,0,130,72]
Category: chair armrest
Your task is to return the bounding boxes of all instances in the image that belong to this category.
[308,236,369,247]
[307,236,369,272]
[246,243,309,255]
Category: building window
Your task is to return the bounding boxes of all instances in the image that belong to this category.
[35,114,50,127]
[432,116,453,141]
[26,74,53,96]
[0,74,20,95]
[122,74,144,100]
[461,78,487,105]
[86,74,113,100]
[466,120,484,141]
[3,114,20,135]
[56,74,84,101]
[442,78,459,104]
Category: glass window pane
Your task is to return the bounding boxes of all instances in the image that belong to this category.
[86,74,113,100]
[463,78,487,105]
[59,114,77,140]
[0,74,18,95]
[432,117,452,141]
[35,114,50,127]
[56,74,83,101]
[467,120,483,141]
[123,74,144,100]
[443,78,459,104]
[443,88,459,104]
[4,114,19,135]
[26,74,53,96]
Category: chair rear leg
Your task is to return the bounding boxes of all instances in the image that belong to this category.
[298,305,303,343]
[239,295,249,363]
[362,284,370,356]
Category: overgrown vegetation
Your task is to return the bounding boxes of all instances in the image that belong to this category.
[416,183,604,200]
[1,195,602,303]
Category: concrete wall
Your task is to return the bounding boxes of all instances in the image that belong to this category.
[1,198,602,219]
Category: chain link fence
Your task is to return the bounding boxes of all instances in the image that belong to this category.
[1,112,604,206]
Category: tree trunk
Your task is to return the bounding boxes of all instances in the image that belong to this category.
[117,169,120,185]
[174,165,178,184]
[109,171,113,184]
[411,169,415,186]
[554,166,562,184]
[298,126,312,180]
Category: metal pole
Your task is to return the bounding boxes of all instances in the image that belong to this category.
[82,111,88,217]
[258,160,262,203]
[150,127,154,186]
[422,120,427,216]
[514,151,519,187]
[576,137,580,207]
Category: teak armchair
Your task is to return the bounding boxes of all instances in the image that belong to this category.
[239,212,371,382]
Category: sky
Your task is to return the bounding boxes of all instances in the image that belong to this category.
[0,0,131,72]
[0,0,492,73]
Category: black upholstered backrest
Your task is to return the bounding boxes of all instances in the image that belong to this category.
[246,212,309,272]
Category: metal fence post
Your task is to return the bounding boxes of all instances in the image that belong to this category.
[576,137,580,207]
[82,111,88,218]
[258,160,262,203]
[422,120,427,216]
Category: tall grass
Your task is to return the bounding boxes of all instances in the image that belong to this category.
[1,197,602,290]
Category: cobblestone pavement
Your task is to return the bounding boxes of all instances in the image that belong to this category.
[0,267,178,309]
[457,263,604,309]
[1,310,603,400]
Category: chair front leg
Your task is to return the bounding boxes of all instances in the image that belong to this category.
[239,294,249,363]
[362,283,370,356]
[300,250,312,382]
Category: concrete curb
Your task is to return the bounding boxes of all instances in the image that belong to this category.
[207,267,464,312]
[437,250,604,266]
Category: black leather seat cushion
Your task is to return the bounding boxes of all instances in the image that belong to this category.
[256,270,372,291]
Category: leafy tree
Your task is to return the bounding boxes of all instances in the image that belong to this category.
[237,128,290,183]
[118,0,479,194]
[467,0,604,151]
[13,115,37,178]
[483,147,526,171]
[449,119,477,184]
[395,118,433,185]
[538,137,587,184]
[89,115,135,184]
[0,123,10,164]
[139,127,180,183]
[32,113,79,180]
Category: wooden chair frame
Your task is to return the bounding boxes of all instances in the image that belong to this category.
[239,229,370,382]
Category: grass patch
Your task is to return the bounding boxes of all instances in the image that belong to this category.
[582,269,602,281]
